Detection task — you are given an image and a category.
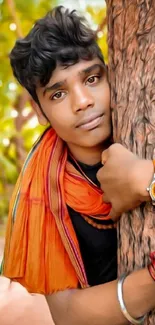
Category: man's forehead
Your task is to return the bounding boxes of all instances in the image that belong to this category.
[48,58,104,83]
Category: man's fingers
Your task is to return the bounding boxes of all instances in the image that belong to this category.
[101,149,109,164]
[101,143,123,164]
[103,193,110,203]
[96,167,104,184]
[109,207,121,221]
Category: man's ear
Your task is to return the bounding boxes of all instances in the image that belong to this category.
[31,100,48,126]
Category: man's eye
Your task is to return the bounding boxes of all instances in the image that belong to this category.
[51,91,66,100]
[86,75,100,85]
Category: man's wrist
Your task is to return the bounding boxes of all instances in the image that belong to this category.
[139,160,154,203]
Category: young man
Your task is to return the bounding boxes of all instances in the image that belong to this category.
[2,6,155,325]
[3,5,116,292]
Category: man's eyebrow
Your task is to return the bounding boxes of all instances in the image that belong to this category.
[43,63,105,96]
[43,79,66,96]
[80,63,105,75]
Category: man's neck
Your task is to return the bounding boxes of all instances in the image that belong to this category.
[67,140,111,166]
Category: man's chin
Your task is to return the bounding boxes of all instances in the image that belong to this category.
[80,134,112,149]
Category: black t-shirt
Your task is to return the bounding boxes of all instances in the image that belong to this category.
[67,158,117,286]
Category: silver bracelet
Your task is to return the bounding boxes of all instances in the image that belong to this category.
[117,273,146,325]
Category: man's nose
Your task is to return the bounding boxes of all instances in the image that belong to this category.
[71,85,94,113]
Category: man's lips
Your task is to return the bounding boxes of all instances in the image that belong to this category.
[76,113,104,130]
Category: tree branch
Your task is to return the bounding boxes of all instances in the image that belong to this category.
[6,0,23,38]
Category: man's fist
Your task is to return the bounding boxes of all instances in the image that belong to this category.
[97,144,154,220]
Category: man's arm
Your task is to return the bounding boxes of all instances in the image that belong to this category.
[46,268,155,325]
[0,276,53,325]
[45,145,155,325]
[96,143,154,220]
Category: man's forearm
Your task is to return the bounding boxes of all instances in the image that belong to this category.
[46,268,155,325]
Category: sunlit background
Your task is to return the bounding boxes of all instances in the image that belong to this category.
[0,0,107,229]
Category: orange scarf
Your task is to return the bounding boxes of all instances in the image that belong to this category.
[3,128,111,294]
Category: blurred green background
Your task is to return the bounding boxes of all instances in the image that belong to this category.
[0,0,107,230]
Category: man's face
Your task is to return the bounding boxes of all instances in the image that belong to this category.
[36,58,111,150]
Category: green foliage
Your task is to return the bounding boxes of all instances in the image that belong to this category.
[0,0,107,220]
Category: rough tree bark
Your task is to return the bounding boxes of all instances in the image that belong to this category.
[106,1,155,324]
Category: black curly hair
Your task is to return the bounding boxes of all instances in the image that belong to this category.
[10,6,104,105]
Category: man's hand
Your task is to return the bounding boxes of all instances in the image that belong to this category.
[97,144,154,220]
[0,276,54,325]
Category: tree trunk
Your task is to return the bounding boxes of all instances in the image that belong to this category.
[106,1,155,324]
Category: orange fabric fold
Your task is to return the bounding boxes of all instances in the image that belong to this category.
[3,128,111,294]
